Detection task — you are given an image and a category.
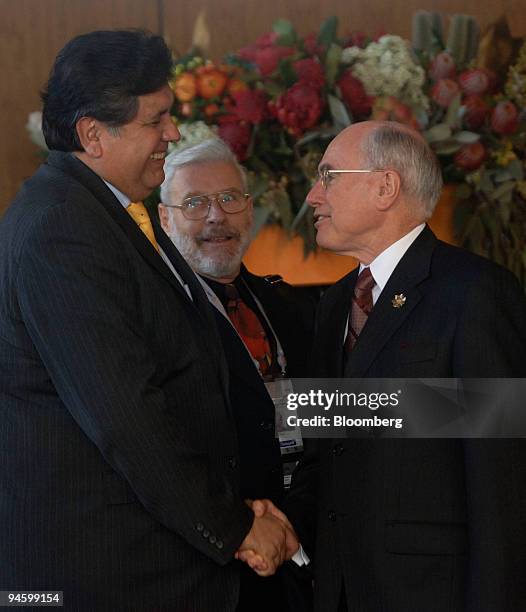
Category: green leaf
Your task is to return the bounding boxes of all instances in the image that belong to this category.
[444,93,462,127]
[433,139,462,155]
[424,123,452,143]
[507,159,524,181]
[479,172,494,195]
[291,200,310,232]
[328,94,351,129]
[493,169,513,182]
[278,58,297,88]
[273,189,294,229]
[325,43,342,87]
[263,81,284,98]
[499,201,511,226]
[272,19,296,46]
[490,180,515,201]
[317,16,339,47]
[251,205,271,237]
[455,183,472,200]
[454,131,480,144]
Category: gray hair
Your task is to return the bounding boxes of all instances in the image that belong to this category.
[160,138,248,204]
[360,122,443,220]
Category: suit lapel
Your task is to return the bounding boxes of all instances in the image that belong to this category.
[48,152,194,304]
[316,269,357,376]
[344,226,437,377]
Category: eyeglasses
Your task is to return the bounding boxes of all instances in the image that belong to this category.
[318,168,386,190]
[165,189,250,220]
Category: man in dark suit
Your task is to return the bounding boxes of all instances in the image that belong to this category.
[0,30,293,611]
[158,138,314,611]
[252,121,526,610]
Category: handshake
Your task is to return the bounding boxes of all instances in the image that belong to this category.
[235,499,299,576]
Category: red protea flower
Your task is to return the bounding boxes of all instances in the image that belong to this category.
[217,116,252,161]
[269,83,324,137]
[342,31,368,49]
[230,89,268,124]
[293,58,325,90]
[253,46,295,77]
[491,101,519,135]
[429,51,456,81]
[454,142,487,171]
[462,95,490,130]
[337,69,373,117]
[458,69,490,96]
[303,32,326,57]
[431,78,460,108]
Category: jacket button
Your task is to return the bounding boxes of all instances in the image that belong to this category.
[216,540,224,549]
[332,443,344,456]
[203,529,210,538]
[228,457,237,469]
[328,511,337,521]
[196,523,204,532]
[209,534,217,544]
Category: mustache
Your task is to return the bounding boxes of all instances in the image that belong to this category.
[196,227,242,241]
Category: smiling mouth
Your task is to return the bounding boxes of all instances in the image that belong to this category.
[200,235,238,244]
[314,214,330,225]
[149,152,166,160]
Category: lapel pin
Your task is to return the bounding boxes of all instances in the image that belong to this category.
[392,294,406,308]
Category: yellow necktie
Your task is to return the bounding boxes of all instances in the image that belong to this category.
[126,202,159,253]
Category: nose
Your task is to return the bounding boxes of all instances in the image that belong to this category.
[306,178,325,209]
[205,197,228,222]
[163,115,180,142]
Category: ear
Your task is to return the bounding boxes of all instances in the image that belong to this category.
[76,117,103,158]
[376,170,401,211]
[158,203,171,232]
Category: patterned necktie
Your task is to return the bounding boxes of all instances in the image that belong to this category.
[126,202,159,253]
[225,283,274,377]
[345,267,376,352]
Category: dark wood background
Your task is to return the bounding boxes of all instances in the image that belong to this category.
[1,0,525,214]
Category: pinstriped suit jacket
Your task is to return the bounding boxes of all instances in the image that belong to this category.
[0,151,254,611]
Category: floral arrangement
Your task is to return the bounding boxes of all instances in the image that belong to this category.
[166,15,526,284]
[27,15,526,284]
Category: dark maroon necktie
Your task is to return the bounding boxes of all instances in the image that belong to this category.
[345,267,376,352]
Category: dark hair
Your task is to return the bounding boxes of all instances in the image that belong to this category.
[41,29,173,151]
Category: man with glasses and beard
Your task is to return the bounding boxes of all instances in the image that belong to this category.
[159,138,314,611]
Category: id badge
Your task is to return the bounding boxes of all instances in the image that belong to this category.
[265,378,304,456]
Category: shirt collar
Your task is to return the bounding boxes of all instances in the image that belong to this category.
[360,224,426,291]
[103,180,131,208]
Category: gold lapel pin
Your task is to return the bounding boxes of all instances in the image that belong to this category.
[392,294,406,308]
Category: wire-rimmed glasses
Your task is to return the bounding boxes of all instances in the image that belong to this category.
[318,168,386,190]
[164,189,250,220]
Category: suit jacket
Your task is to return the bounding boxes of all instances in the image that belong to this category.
[0,151,254,611]
[288,227,526,612]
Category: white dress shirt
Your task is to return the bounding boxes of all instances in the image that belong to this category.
[344,224,425,343]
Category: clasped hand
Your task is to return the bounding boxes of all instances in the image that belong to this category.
[235,499,299,576]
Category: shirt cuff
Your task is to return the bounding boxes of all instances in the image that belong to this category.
[291,544,310,566]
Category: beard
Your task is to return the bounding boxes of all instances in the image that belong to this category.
[168,221,253,279]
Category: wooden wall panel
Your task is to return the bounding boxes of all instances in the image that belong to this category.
[163,0,526,62]
[1,0,525,215]
[0,0,160,213]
